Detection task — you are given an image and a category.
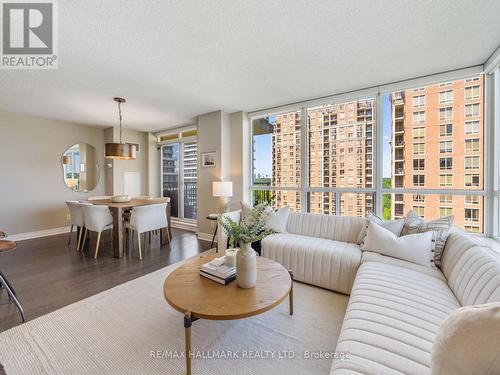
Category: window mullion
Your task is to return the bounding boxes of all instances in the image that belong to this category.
[375,93,383,216]
[300,107,307,213]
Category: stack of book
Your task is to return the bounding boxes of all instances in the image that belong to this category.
[200,257,236,285]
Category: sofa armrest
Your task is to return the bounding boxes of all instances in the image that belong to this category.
[217,210,242,253]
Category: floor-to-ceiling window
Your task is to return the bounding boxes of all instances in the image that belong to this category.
[250,68,494,234]
[160,129,198,221]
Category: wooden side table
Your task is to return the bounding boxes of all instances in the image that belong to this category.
[0,240,26,323]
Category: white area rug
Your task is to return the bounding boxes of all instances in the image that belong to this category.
[0,253,349,375]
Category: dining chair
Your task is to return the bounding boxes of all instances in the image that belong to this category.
[81,205,113,259]
[125,203,168,260]
[65,201,92,251]
[87,196,112,201]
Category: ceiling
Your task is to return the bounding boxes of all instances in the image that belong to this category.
[1,0,499,132]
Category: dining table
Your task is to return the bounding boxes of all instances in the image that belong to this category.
[86,197,171,258]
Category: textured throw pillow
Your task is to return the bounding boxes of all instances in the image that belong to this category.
[361,220,435,267]
[265,206,290,233]
[431,302,500,375]
[356,211,405,245]
[401,210,453,268]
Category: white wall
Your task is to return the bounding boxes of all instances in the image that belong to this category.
[0,110,106,235]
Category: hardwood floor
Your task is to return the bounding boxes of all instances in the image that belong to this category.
[0,228,211,332]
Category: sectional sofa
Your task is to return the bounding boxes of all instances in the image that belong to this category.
[218,210,500,374]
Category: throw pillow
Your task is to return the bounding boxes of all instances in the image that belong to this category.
[361,220,435,267]
[401,210,453,268]
[356,211,405,245]
[240,201,253,220]
[265,206,290,233]
[431,302,500,375]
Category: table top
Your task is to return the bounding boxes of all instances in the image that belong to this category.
[164,253,291,320]
[88,197,169,208]
[0,240,17,253]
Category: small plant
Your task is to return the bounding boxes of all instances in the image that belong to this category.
[218,203,272,254]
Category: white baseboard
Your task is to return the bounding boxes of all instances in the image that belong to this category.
[198,232,217,243]
[8,226,72,241]
[171,219,197,232]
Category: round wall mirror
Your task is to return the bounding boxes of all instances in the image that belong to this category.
[61,143,100,192]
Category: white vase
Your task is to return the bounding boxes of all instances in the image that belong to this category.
[236,243,257,288]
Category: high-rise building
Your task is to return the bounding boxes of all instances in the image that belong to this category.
[390,76,484,232]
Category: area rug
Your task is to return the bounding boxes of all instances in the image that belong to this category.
[0,252,349,375]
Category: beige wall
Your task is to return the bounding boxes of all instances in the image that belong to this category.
[0,110,106,235]
[197,110,250,237]
[107,128,149,196]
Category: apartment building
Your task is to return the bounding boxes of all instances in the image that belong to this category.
[390,76,484,232]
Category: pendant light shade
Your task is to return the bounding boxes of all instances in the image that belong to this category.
[105,97,136,160]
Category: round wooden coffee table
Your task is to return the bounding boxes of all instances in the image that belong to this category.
[164,253,293,375]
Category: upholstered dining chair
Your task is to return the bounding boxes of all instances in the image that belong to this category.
[125,203,168,260]
[65,200,92,251]
[81,205,113,259]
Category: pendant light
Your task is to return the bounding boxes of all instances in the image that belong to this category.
[105,97,136,160]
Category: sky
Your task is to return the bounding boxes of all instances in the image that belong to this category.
[253,99,393,180]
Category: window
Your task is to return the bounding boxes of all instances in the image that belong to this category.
[413,159,425,171]
[413,206,425,217]
[161,139,198,220]
[465,174,480,187]
[439,157,453,170]
[440,174,453,187]
[439,207,453,217]
[439,107,453,121]
[465,103,480,117]
[465,225,480,233]
[412,127,425,140]
[439,194,452,204]
[464,156,480,170]
[413,143,425,155]
[413,194,425,203]
[465,77,480,83]
[439,140,453,153]
[413,175,425,187]
[465,208,480,222]
[439,90,453,104]
[413,95,426,108]
[465,195,480,205]
[252,112,301,211]
[439,123,453,137]
[253,74,486,233]
[465,85,480,100]
[465,138,480,153]
[465,120,480,135]
[412,111,426,123]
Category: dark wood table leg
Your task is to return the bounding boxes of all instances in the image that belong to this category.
[184,312,193,375]
[111,207,124,258]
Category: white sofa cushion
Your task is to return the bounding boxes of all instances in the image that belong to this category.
[265,206,290,233]
[361,220,435,267]
[331,254,460,375]
[441,232,500,306]
[356,211,405,244]
[286,212,365,244]
[262,233,361,294]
